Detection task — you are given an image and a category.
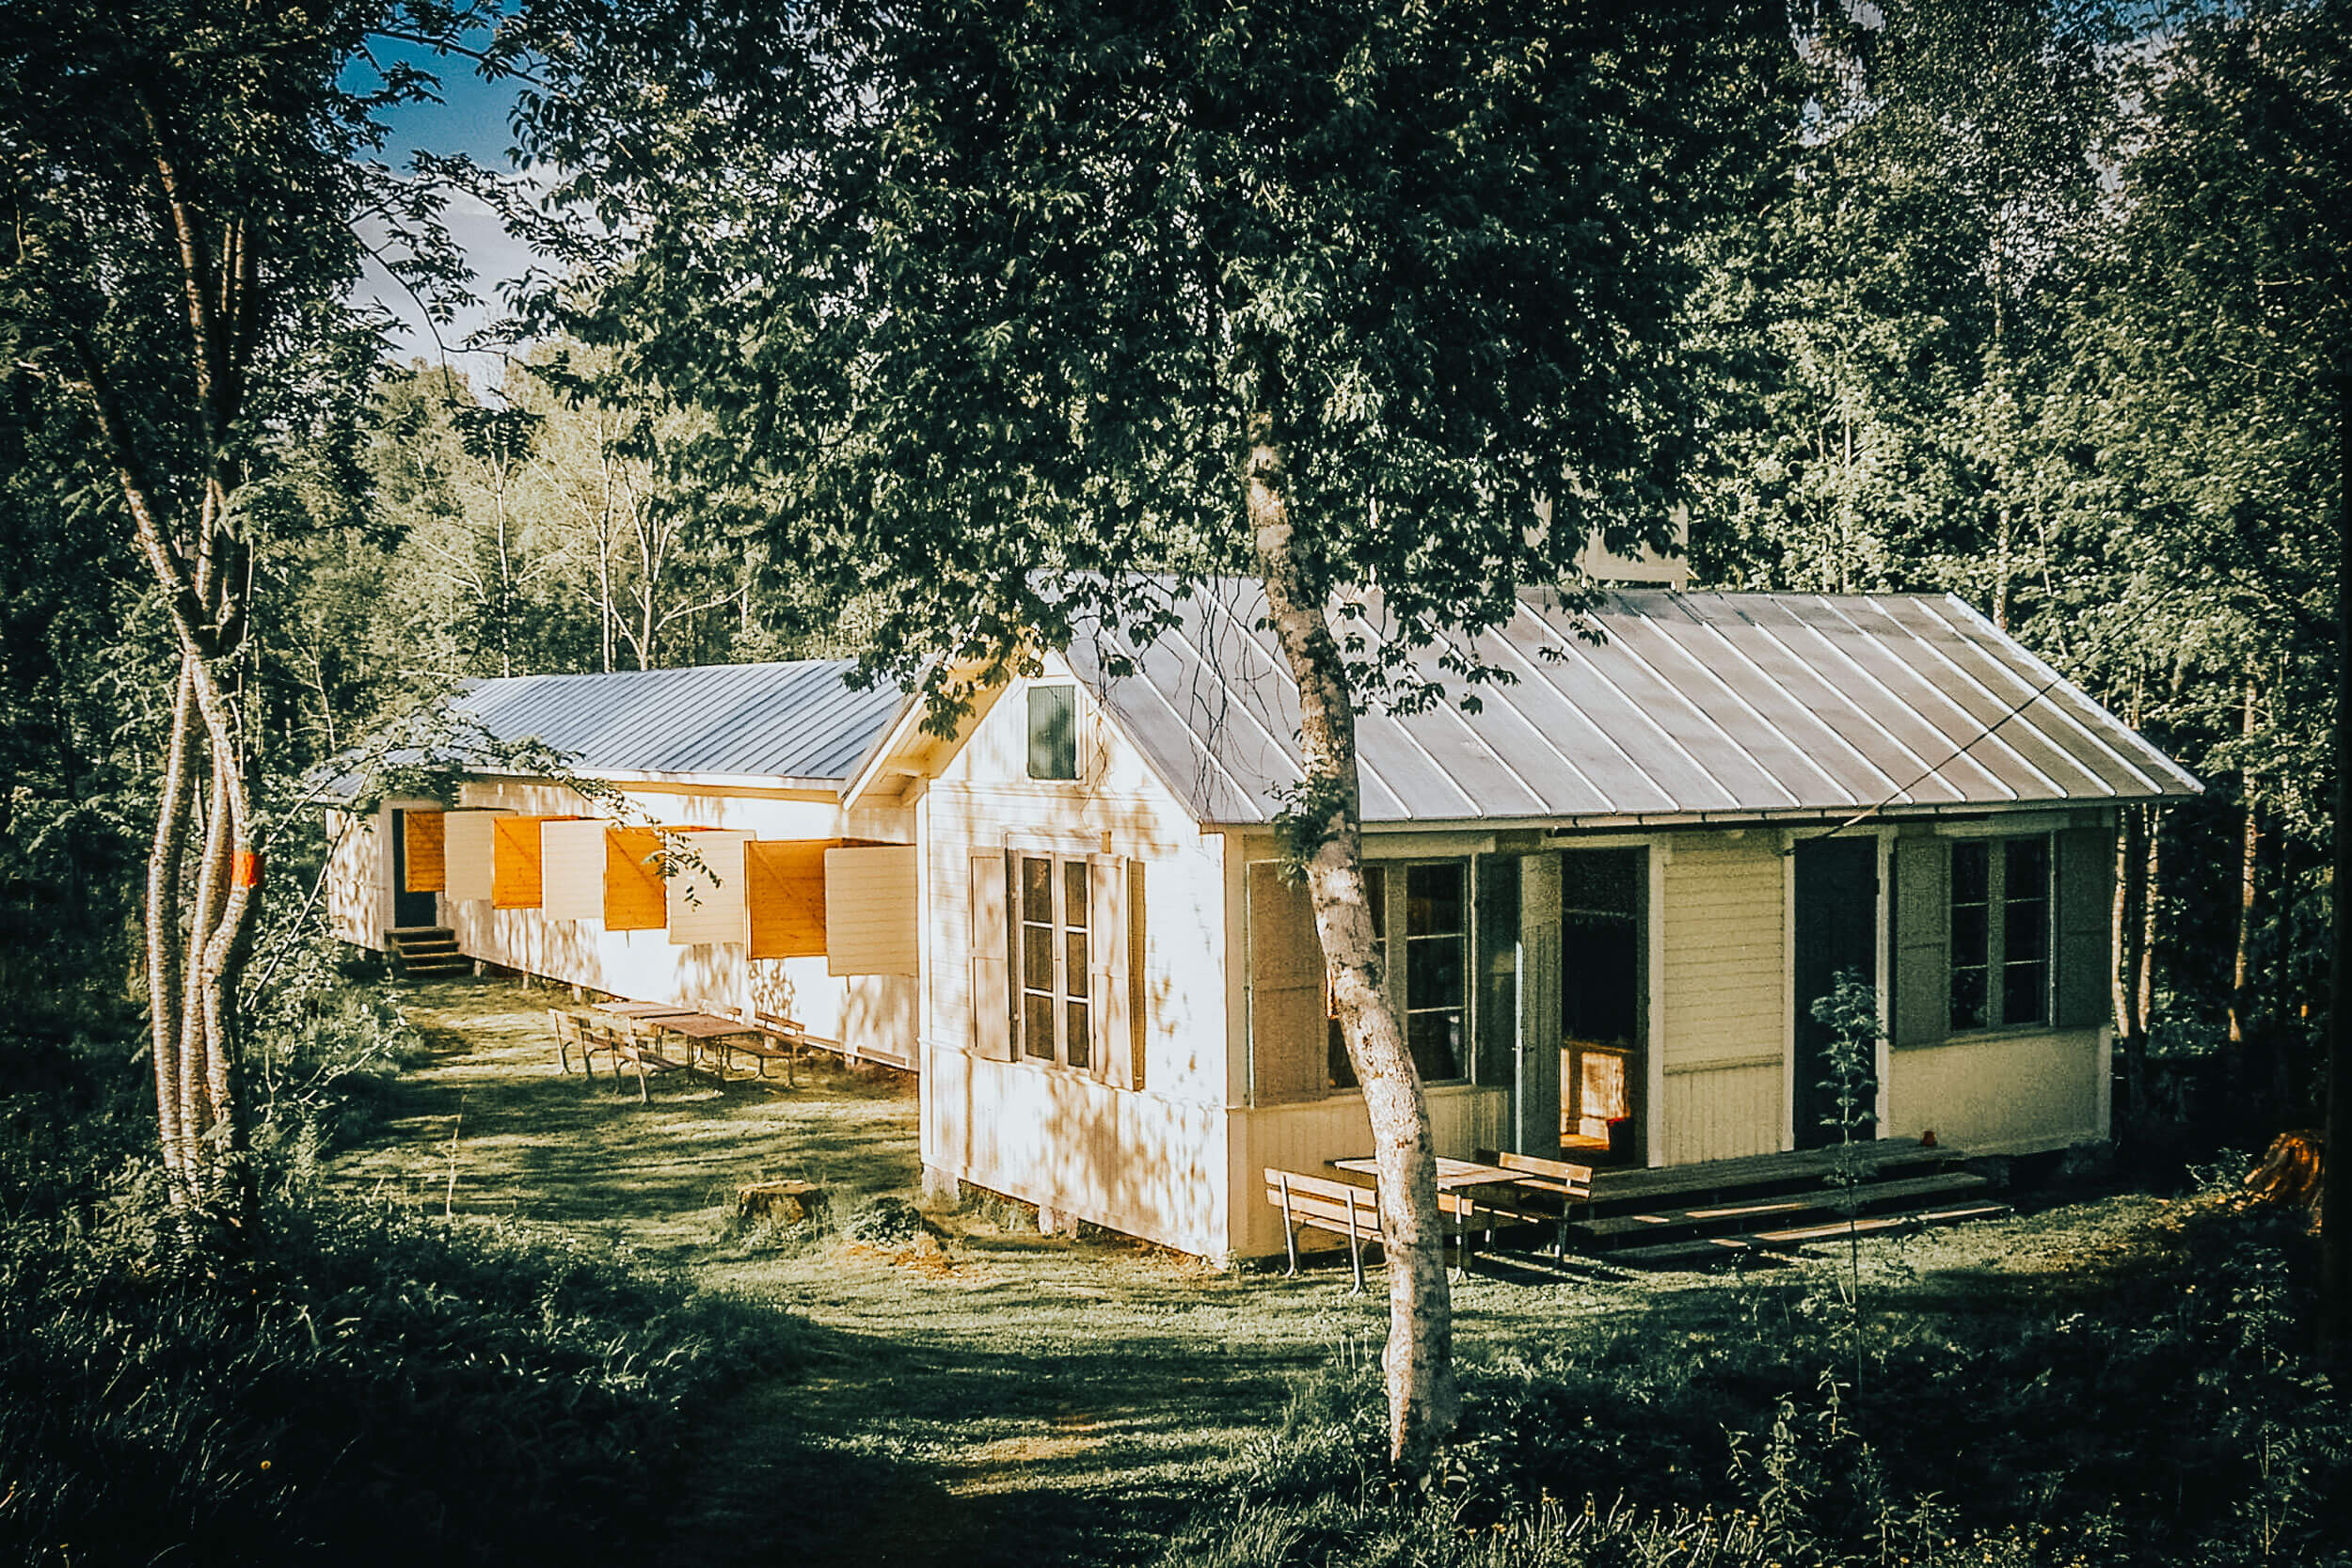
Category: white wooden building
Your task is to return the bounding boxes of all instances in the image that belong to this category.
[325,585,2199,1263]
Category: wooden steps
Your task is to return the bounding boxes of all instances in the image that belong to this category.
[386,927,468,976]
[1564,1142,2010,1269]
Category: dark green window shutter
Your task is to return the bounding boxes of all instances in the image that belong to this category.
[1891,836,1948,1048]
[2054,826,2114,1029]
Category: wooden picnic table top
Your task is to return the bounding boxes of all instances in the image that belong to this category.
[1330,1155,1531,1193]
[649,1012,756,1038]
[594,1000,698,1018]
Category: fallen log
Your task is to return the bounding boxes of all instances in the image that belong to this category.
[2243,1130,2324,1230]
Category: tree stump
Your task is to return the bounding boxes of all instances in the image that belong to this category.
[731,1180,828,1227]
[2243,1130,2324,1229]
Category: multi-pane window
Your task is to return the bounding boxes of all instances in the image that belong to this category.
[1017,853,1090,1068]
[1949,836,2051,1031]
[1325,862,1468,1088]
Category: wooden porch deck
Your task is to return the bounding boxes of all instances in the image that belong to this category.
[1564,1140,2008,1269]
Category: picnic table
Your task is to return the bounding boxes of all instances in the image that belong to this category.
[1331,1152,1591,1254]
[1329,1154,1529,1194]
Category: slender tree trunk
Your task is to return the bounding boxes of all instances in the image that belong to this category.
[2231,683,2263,1123]
[1247,396,1455,1470]
[147,661,198,1187]
[2137,804,2163,1038]
[2321,365,2349,1368]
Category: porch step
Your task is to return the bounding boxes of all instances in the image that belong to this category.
[386,927,469,975]
[1572,1171,1994,1244]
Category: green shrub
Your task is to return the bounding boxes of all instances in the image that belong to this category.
[0,1181,813,1567]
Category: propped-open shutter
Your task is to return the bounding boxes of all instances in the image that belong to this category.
[667,829,752,945]
[2054,825,2114,1028]
[442,809,509,902]
[825,845,918,975]
[1089,856,1140,1089]
[538,818,609,921]
[403,810,446,893]
[604,827,668,931]
[1248,862,1328,1104]
[493,816,573,909]
[747,839,832,958]
[1891,836,1948,1048]
[970,851,1012,1059]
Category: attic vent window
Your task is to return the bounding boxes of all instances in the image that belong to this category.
[1027,686,1077,781]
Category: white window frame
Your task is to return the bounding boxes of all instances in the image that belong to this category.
[1010,849,1096,1074]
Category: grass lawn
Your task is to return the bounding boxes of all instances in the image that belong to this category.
[329,975,2298,1568]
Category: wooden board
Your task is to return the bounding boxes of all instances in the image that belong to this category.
[402,810,446,893]
[606,826,669,931]
[493,816,579,910]
[441,808,508,902]
[747,838,835,959]
[666,828,752,946]
[538,818,610,921]
[824,845,918,975]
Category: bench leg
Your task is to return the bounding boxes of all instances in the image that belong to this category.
[1279,1177,1300,1277]
[1343,1187,1366,1294]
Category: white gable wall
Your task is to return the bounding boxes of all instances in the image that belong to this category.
[917,659,1233,1258]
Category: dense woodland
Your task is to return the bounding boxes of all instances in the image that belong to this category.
[1,0,2348,1560]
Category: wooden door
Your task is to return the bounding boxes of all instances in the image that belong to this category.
[389,810,437,929]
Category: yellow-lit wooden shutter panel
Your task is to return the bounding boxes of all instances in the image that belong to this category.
[1089,856,1140,1089]
[402,810,446,893]
[492,816,573,910]
[969,850,1010,1059]
[605,827,668,931]
[747,839,833,958]
[824,845,918,976]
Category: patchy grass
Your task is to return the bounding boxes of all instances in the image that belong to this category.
[331,978,2345,1568]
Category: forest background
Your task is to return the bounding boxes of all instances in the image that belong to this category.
[6,0,2340,1144]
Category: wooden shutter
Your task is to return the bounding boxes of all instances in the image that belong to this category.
[492,816,572,910]
[604,827,668,931]
[1248,862,1328,1104]
[667,829,752,945]
[2054,825,2114,1029]
[1089,856,1140,1089]
[1890,836,1948,1048]
[747,839,832,958]
[969,850,1012,1059]
[402,810,446,893]
[824,845,919,974]
[441,809,508,902]
[538,818,609,921]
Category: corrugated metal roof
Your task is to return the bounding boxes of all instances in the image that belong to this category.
[1060,581,2201,826]
[455,660,904,784]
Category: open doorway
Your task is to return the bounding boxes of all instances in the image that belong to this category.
[389,809,437,930]
[1560,847,1645,1164]
[1792,834,1879,1149]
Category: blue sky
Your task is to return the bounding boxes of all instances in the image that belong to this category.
[347,30,536,389]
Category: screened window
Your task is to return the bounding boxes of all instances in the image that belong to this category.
[1014,852,1092,1067]
[1326,861,1469,1088]
[1950,836,2050,1031]
[1026,686,1077,780]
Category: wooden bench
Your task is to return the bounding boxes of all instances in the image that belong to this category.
[549,1008,624,1082]
[606,1019,683,1104]
[1474,1148,1596,1256]
[1263,1168,1483,1291]
[723,1010,807,1086]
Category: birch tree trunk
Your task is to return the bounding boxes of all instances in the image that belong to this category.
[1247,401,1457,1469]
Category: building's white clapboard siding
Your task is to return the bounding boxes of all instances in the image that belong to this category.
[1658,834,1786,1163]
[1231,1085,1510,1259]
[917,662,1232,1254]
[1884,1026,2106,1155]
[446,779,912,1055]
